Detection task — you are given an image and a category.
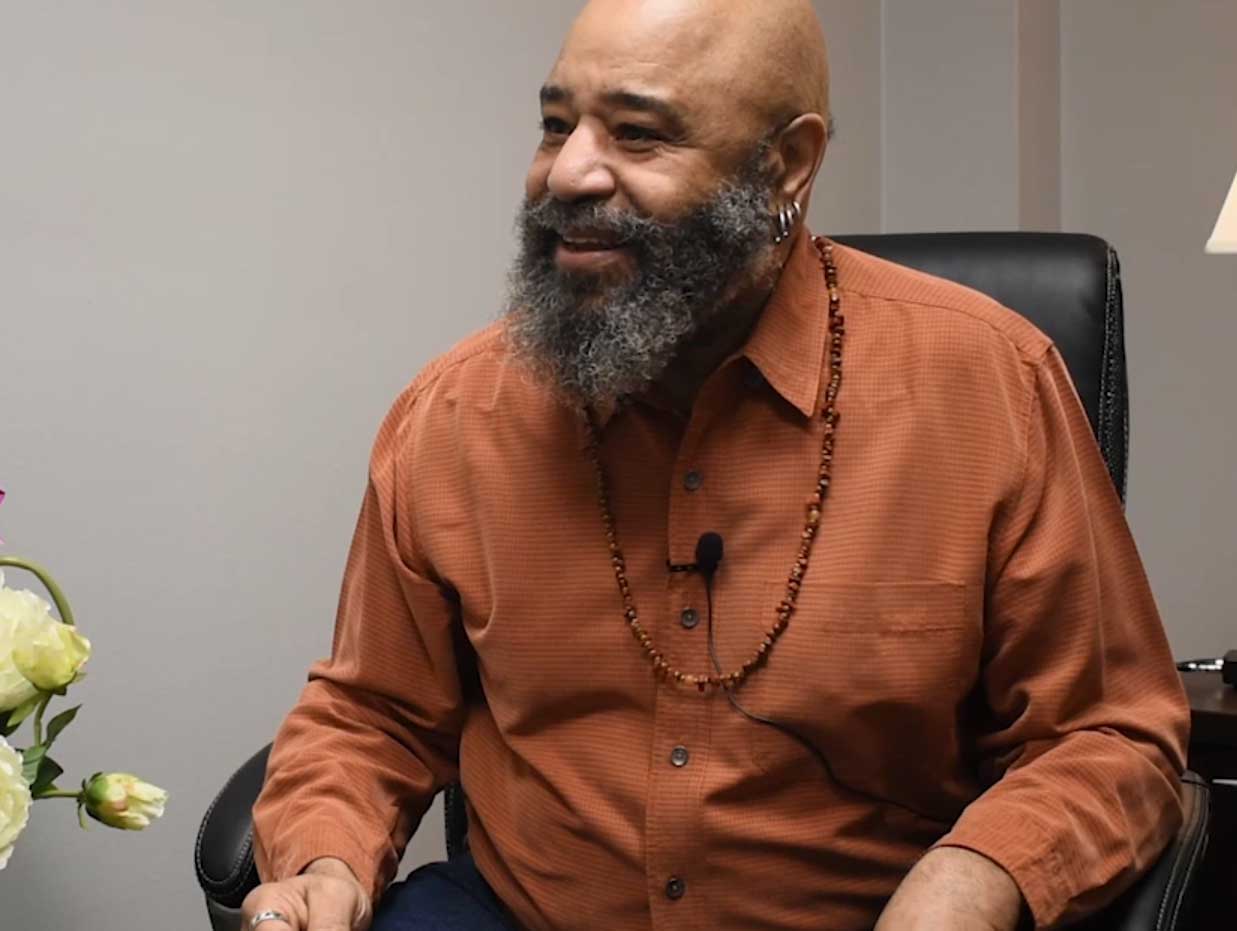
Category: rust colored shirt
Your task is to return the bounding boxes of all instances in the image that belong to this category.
[253,233,1189,930]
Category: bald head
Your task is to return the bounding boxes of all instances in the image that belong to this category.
[565,0,830,135]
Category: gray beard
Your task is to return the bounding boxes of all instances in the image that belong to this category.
[504,158,776,409]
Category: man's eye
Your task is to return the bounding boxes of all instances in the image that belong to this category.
[615,125,662,145]
[540,117,571,138]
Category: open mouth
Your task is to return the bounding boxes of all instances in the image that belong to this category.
[558,233,629,252]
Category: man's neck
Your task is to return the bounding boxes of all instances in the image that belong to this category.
[656,264,783,415]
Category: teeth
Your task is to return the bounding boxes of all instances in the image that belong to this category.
[564,238,620,249]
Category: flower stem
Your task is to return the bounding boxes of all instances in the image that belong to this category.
[35,789,82,800]
[32,692,53,746]
[0,557,76,626]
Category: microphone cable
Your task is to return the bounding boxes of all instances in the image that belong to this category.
[696,532,950,824]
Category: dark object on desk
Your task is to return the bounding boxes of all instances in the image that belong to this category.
[1177,650,1237,687]
[1182,670,1237,754]
[194,234,1209,931]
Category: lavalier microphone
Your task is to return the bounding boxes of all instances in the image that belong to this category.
[695,532,724,579]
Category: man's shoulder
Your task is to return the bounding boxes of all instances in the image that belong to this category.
[832,242,1053,368]
[380,319,555,443]
[403,321,511,403]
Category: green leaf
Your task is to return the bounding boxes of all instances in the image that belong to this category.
[43,705,80,749]
[22,745,47,786]
[1,694,43,737]
[30,757,64,797]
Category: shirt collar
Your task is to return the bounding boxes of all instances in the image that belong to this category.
[741,229,828,419]
[587,229,828,431]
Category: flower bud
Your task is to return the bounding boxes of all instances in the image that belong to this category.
[82,773,168,831]
[0,736,32,869]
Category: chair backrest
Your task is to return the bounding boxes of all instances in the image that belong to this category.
[835,233,1129,501]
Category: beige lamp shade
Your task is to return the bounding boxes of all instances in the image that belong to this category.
[1206,170,1237,254]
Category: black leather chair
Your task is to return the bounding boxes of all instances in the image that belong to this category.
[196,233,1211,930]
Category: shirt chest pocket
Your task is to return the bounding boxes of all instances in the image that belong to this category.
[736,580,982,809]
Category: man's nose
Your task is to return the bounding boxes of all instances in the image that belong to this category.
[546,125,617,203]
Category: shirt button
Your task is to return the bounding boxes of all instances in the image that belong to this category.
[680,608,700,630]
[670,746,690,768]
[665,877,686,900]
[683,470,704,492]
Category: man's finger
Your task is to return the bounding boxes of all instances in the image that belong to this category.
[242,884,305,931]
[247,912,296,931]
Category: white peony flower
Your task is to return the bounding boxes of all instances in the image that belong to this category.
[0,572,49,712]
[12,611,90,694]
[0,735,32,869]
[0,570,90,703]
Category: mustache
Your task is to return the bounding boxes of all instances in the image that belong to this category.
[519,197,671,253]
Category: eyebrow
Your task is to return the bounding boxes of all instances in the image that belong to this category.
[539,84,689,135]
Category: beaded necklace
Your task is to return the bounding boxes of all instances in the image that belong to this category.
[583,236,845,693]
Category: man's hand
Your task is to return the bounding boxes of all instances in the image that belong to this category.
[240,857,373,931]
[875,847,1026,931]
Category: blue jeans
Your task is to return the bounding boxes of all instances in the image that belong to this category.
[371,853,517,931]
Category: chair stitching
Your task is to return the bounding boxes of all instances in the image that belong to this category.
[195,752,265,898]
[1156,780,1210,930]
[1099,246,1126,500]
[1103,244,1123,494]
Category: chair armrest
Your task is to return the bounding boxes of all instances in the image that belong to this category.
[195,743,271,911]
[1077,771,1210,931]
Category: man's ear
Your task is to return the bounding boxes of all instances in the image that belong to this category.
[772,113,829,207]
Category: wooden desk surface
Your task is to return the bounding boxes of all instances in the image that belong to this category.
[1181,670,1237,748]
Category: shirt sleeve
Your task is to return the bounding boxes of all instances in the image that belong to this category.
[252,393,465,905]
[934,345,1190,928]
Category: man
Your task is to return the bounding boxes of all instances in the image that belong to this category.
[244,0,1189,928]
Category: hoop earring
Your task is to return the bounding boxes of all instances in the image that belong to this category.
[773,200,803,245]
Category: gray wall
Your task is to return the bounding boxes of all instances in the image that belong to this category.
[1061,0,1237,658]
[0,2,1232,929]
[881,0,1022,229]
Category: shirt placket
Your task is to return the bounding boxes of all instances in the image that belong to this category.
[643,387,731,930]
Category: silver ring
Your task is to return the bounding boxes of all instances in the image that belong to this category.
[250,911,291,929]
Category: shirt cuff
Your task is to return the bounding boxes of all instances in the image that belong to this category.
[933,801,1068,928]
[255,817,390,906]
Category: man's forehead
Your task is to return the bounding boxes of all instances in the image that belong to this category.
[545,12,749,126]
